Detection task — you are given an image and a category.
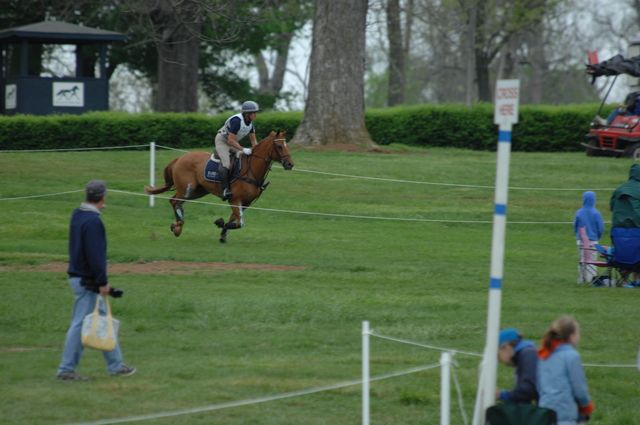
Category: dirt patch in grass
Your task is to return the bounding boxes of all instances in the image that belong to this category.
[4,261,304,275]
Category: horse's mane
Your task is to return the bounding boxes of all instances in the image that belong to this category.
[254,130,284,154]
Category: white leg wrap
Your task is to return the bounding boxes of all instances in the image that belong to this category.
[238,203,244,227]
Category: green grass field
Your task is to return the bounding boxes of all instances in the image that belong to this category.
[1,145,639,425]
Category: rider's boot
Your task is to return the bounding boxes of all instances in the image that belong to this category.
[219,166,232,200]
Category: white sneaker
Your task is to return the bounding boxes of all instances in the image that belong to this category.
[593,115,608,126]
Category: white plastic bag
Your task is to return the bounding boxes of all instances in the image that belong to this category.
[81,295,119,351]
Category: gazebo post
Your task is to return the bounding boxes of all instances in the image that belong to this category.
[20,39,28,77]
[99,44,107,79]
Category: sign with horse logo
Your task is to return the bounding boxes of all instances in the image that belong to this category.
[5,84,16,109]
[52,82,84,107]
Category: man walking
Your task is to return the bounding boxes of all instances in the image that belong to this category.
[57,180,135,381]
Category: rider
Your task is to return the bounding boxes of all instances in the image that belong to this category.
[214,100,260,200]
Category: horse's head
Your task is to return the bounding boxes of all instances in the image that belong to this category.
[271,130,294,170]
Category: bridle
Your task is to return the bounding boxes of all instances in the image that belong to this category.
[238,137,291,188]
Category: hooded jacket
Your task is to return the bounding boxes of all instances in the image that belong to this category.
[573,191,604,241]
[498,339,539,403]
[611,163,640,228]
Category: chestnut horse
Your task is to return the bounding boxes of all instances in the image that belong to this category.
[145,130,294,242]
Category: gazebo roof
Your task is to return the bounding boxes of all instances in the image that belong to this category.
[0,21,126,44]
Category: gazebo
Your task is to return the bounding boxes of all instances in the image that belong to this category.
[0,21,126,115]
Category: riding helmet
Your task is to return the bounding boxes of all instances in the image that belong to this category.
[241,100,260,113]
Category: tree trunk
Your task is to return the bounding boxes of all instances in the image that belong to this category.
[292,0,374,147]
[528,25,546,103]
[150,0,202,112]
[255,31,294,97]
[465,0,477,106]
[527,1,547,104]
[474,0,492,102]
[386,0,404,106]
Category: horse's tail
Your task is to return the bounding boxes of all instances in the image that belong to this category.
[145,158,178,194]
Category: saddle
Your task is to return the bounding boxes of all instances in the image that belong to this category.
[204,154,241,182]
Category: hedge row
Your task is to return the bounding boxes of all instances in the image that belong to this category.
[0,104,613,151]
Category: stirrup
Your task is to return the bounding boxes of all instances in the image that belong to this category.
[222,189,232,200]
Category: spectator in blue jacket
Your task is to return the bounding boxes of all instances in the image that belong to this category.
[573,191,605,284]
[538,316,594,424]
[56,180,136,381]
[496,328,539,404]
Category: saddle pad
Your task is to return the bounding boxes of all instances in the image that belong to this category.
[204,156,221,182]
[203,155,241,182]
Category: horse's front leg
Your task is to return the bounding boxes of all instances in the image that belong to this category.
[215,202,244,243]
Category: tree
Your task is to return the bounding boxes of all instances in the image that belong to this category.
[386,0,405,105]
[144,0,204,112]
[251,1,312,107]
[292,0,374,147]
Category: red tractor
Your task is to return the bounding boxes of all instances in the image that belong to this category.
[583,54,640,159]
[583,112,640,159]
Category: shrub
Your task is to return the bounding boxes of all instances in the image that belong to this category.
[0,104,613,151]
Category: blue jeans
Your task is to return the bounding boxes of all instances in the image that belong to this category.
[57,277,124,374]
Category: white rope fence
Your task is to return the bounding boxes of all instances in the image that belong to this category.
[0,144,150,153]
[368,331,637,369]
[61,363,441,425]
[0,142,618,192]
[0,187,579,225]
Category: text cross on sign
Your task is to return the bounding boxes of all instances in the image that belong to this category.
[494,79,520,129]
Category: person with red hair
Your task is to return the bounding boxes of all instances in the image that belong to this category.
[537,316,594,424]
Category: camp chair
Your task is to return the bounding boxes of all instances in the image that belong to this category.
[577,228,617,286]
[608,227,640,286]
[486,404,557,425]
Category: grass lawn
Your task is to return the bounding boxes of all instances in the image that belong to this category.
[0,144,639,424]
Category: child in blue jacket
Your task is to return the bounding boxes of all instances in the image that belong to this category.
[574,191,604,284]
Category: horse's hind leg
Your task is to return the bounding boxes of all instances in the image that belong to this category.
[169,184,193,237]
[170,198,185,237]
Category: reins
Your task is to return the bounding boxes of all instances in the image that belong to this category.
[238,137,288,187]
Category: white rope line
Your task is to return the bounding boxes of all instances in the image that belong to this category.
[0,190,84,200]
[289,168,616,192]
[583,362,637,368]
[0,144,150,153]
[0,142,617,192]
[451,362,469,425]
[0,188,575,224]
[155,144,190,153]
[110,189,576,224]
[369,332,483,358]
[369,332,637,368]
[61,363,441,425]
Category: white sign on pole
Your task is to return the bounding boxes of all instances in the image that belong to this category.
[472,79,521,425]
[493,79,520,129]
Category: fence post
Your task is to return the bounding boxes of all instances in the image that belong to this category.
[149,141,155,207]
[440,352,451,425]
[362,321,370,425]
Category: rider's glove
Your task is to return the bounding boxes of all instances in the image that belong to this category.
[242,148,252,155]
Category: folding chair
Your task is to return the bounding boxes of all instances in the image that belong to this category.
[577,228,616,286]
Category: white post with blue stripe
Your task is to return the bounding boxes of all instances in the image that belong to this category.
[472,79,520,425]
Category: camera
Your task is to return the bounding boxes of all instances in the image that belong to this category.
[109,287,124,298]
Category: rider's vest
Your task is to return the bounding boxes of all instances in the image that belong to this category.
[218,113,254,142]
